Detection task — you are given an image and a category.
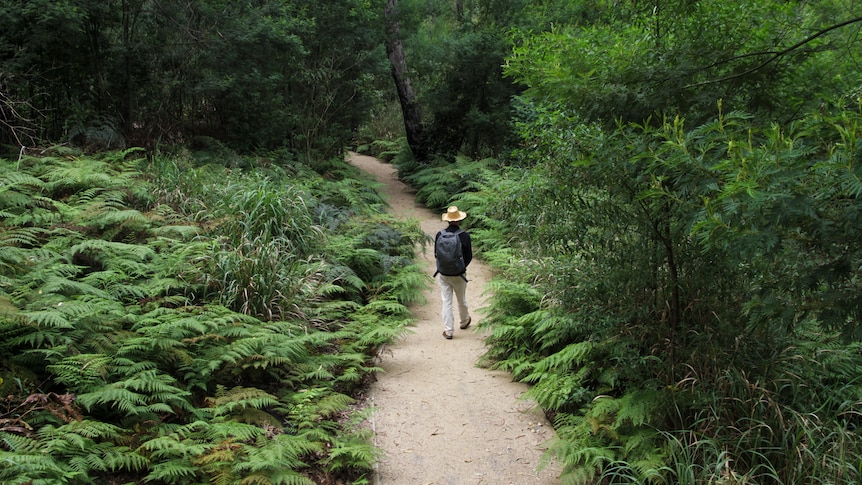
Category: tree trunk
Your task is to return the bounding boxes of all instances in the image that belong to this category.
[662,202,681,381]
[454,0,464,22]
[384,0,427,161]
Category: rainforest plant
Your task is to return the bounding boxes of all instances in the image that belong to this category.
[386,98,862,482]
[0,147,425,483]
[474,103,862,483]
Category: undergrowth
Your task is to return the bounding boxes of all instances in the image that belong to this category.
[0,146,426,484]
[380,101,862,484]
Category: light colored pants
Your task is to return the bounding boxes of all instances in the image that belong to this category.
[438,274,470,335]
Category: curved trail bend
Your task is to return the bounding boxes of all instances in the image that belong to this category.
[349,152,560,485]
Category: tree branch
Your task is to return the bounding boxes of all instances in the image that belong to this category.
[685,16,862,89]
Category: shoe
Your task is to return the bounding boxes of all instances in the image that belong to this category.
[443,331,453,340]
[460,317,472,330]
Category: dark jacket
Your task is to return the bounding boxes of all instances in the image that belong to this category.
[435,223,472,270]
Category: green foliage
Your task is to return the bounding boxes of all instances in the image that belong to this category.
[390,1,861,482]
[397,95,862,482]
[0,150,422,483]
[505,0,862,128]
[0,1,387,155]
[354,113,407,157]
[549,390,667,484]
[397,154,499,213]
[323,408,379,477]
[486,103,862,482]
[421,29,520,157]
[396,0,526,158]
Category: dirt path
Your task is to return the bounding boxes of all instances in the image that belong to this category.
[348,152,560,485]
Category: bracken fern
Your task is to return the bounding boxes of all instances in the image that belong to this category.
[0,149,421,483]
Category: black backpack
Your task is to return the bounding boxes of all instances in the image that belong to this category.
[434,229,466,276]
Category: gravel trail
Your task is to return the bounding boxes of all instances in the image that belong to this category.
[348,152,560,485]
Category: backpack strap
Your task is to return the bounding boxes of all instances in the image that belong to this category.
[452,229,468,281]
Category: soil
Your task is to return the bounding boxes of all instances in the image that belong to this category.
[348,152,561,485]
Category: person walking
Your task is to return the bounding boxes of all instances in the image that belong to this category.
[434,206,473,339]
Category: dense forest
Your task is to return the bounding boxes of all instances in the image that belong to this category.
[2,0,862,484]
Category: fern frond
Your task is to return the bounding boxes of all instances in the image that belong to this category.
[79,269,147,300]
[120,369,192,403]
[311,391,354,418]
[206,386,280,417]
[207,420,266,442]
[0,227,47,247]
[611,390,663,428]
[234,433,320,481]
[0,448,72,482]
[531,340,594,374]
[83,208,150,231]
[138,434,209,460]
[68,239,155,265]
[0,432,41,453]
[354,319,412,348]
[38,275,109,299]
[150,224,200,239]
[76,386,148,415]
[360,298,411,316]
[524,367,590,411]
[324,437,377,474]
[375,264,429,305]
[238,472,316,485]
[75,364,195,416]
[101,444,150,472]
[42,419,124,441]
[22,308,73,328]
[219,334,308,370]
[47,353,111,389]
[0,170,46,192]
[144,459,201,483]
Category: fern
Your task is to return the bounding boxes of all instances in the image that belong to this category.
[233,434,320,485]
[359,297,412,317]
[1,148,425,483]
[139,431,210,460]
[47,353,111,390]
[411,166,453,209]
[68,238,155,266]
[100,444,150,472]
[76,367,192,418]
[0,444,74,483]
[0,226,48,248]
[206,386,280,417]
[40,156,137,196]
[354,317,412,350]
[38,275,110,299]
[324,433,377,475]
[373,263,428,304]
[206,420,267,443]
[218,334,308,370]
[0,171,46,195]
[76,386,150,415]
[529,341,594,375]
[21,308,73,329]
[36,421,149,478]
[525,368,591,411]
[144,459,202,483]
[84,207,150,233]
[149,223,200,239]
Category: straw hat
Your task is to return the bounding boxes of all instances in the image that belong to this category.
[442,206,467,222]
